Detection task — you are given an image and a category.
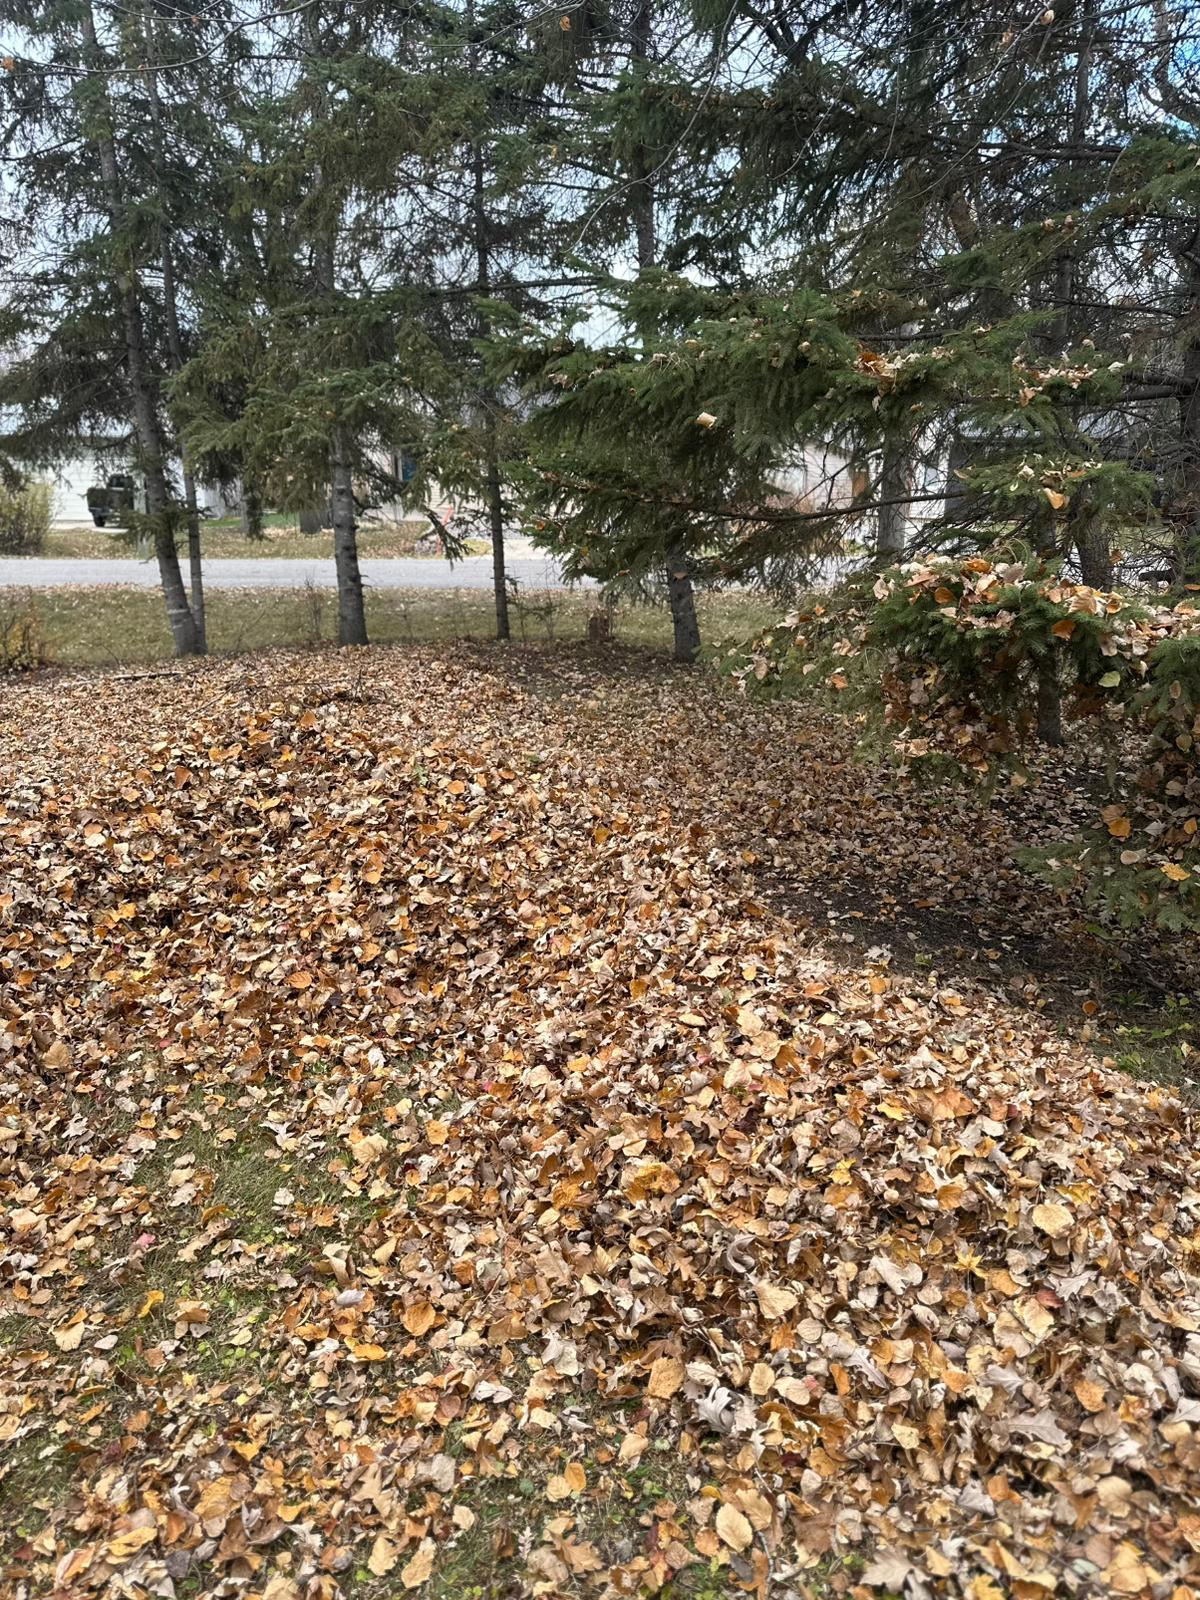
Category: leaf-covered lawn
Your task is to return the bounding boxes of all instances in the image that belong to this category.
[1,644,1198,1600]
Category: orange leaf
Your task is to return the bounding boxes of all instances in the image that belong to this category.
[402,1301,437,1338]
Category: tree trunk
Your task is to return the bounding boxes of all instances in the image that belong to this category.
[466,0,509,645]
[242,486,264,540]
[875,432,909,565]
[631,0,699,662]
[143,8,205,653]
[666,543,701,663]
[1175,252,1200,588]
[486,440,510,641]
[330,433,368,645]
[1071,482,1111,588]
[81,1,197,657]
[1036,654,1064,745]
[308,11,367,645]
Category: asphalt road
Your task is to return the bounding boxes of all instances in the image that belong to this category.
[0,554,589,591]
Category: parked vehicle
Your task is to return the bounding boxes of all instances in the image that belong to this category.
[85,473,137,528]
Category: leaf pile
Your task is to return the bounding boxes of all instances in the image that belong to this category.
[2,646,1199,1599]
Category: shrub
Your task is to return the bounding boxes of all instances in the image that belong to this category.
[0,592,47,672]
[733,553,1200,930]
[0,481,52,555]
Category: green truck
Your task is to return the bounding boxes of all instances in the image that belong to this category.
[85,473,138,528]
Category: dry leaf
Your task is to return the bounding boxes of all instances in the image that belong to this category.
[368,1535,400,1577]
[1032,1201,1073,1238]
[402,1301,437,1337]
[647,1354,685,1398]
[755,1281,798,1319]
[715,1503,753,1552]
[401,1540,437,1589]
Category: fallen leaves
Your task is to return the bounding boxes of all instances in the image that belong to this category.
[1,645,1198,1600]
[646,1354,686,1398]
[1031,1199,1074,1237]
[402,1300,437,1338]
[401,1539,437,1588]
[754,1281,798,1320]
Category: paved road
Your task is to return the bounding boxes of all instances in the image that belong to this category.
[0,555,590,591]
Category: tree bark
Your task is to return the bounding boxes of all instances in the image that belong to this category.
[143,5,205,652]
[308,8,367,646]
[485,438,510,641]
[330,430,368,645]
[1174,250,1200,587]
[1036,654,1064,745]
[631,0,699,662]
[666,543,701,663]
[875,432,909,564]
[468,53,510,642]
[1070,482,1111,588]
[81,1,197,657]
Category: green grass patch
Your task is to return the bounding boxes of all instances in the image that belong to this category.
[5,586,782,668]
[41,517,427,560]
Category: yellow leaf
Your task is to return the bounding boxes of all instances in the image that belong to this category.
[755,1281,798,1320]
[138,1289,164,1319]
[401,1540,437,1588]
[715,1503,753,1552]
[53,1316,85,1352]
[350,1341,388,1361]
[563,1460,586,1493]
[368,1535,400,1577]
[623,1161,680,1201]
[1161,862,1191,882]
[646,1355,685,1399]
[106,1524,157,1561]
[1032,1201,1073,1238]
[426,1119,450,1146]
[749,1362,775,1396]
[1107,816,1132,839]
[969,1578,1005,1600]
[1042,488,1067,510]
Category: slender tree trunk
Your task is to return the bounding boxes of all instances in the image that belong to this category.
[161,245,206,650]
[469,93,509,641]
[242,486,264,540]
[81,1,197,657]
[1071,482,1111,587]
[875,432,909,564]
[330,431,368,646]
[631,0,699,663]
[1036,653,1064,745]
[1175,251,1200,587]
[308,9,367,646]
[485,437,510,640]
[666,544,701,662]
[144,6,205,652]
[313,242,366,644]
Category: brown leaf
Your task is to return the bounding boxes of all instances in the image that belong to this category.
[647,1355,685,1398]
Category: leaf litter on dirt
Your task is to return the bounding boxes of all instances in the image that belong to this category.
[1,644,1198,1599]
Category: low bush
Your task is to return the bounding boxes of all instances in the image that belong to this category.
[0,480,52,555]
[734,553,1200,930]
[0,592,47,672]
